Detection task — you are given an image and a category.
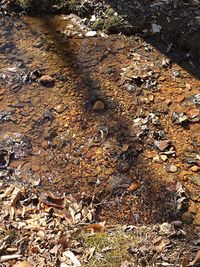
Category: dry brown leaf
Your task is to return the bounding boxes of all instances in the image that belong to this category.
[0,184,15,199]
[154,239,170,252]
[180,256,189,267]
[12,261,34,267]
[85,222,106,233]
[10,187,24,207]
[189,250,200,266]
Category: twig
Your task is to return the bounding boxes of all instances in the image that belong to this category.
[0,254,21,263]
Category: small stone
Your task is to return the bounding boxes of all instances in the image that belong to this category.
[13,262,34,267]
[92,100,105,111]
[172,69,180,77]
[185,83,191,90]
[176,95,185,103]
[187,108,199,119]
[152,156,162,163]
[54,104,66,113]
[154,140,171,151]
[86,31,97,37]
[39,75,55,87]
[190,165,199,172]
[181,211,193,224]
[166,164,178,173]
[160,154,168,161]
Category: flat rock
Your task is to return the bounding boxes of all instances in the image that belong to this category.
[166,164,178,173]
[154,140,171,151]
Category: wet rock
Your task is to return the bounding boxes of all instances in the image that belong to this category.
[39,75,55,87]
[166,164,178,173]
[154,140,171,152]
[54,104,66,114]
[92,100,105,111]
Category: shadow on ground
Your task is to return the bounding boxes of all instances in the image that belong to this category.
[28,16,182,225]
[105,0,200,80]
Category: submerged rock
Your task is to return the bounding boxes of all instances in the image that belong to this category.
[92,100,105,111]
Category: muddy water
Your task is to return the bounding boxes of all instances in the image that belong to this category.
[0,15,200,225]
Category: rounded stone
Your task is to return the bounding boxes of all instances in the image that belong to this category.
[54,104,66,113]
[92,100,105,111]
[166,164,178,173]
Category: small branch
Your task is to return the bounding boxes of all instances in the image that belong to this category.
[0,254,22,263]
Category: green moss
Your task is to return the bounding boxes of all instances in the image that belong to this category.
[77,230,140,267]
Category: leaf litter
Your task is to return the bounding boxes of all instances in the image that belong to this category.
[0,182,199,267]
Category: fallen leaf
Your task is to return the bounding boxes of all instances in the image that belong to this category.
[180,256,189,267]
[63,250,81,267]
[85,222,106,233]
[189,250,200,266]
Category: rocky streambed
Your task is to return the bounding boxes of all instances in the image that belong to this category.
[0,10,199,267]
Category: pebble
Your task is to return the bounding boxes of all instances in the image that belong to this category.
[39,75,54,87]
[86,31,97,37]
[176,95,185,103]
[92,100,105,111]
[152,156,162,164]
[154,140,171,151]
[54,104,66,113]
[13,262,33,267]
[160,154,168,161]
[166,164,178,173]
[186,108,199,119]
[190,165,199,172]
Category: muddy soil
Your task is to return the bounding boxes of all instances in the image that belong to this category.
[0,13,200,228]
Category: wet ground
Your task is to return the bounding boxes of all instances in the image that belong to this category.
[0,14,200,227]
